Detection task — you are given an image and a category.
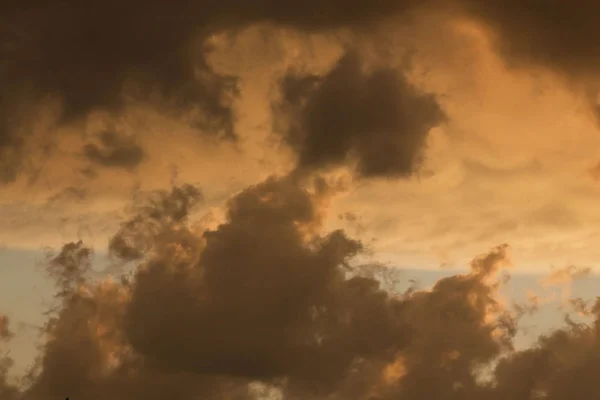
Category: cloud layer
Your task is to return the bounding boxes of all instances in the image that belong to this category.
[455,0,600,81]
[0,0,427,183]
[4,2,600,399]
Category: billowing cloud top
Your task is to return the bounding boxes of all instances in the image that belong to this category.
[2,180,517,399]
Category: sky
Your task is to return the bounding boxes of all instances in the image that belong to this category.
[2,1,600,399]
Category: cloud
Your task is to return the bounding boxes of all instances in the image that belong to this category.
[449,0,600,128]
[108,184,204,261]
[0,95,37,184]
[46,187,88,205]
[588,161,600,181]
[366,245,515,399]
[83,131,145,170]
[0,315,18,400]
[2,174,542,399]
[540,265,593,306]
[274,51,445,178]
[452,1,600,83]
[543,265,593,287]
[0,129,22,184]
[7,172,600,400]
[0,316,12,342]
[6,3,600,398]
[489,299,600,400]
[121,176,411,393]
[0,0,428,183]
[45,241,94,295]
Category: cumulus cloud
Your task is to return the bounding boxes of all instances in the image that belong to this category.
[488,300,600,400]
[4,173,600,399]
[274,51,445,178]
[1,176,544,400]
[118,176,409,393]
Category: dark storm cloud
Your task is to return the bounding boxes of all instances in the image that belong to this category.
[16,174,600,400]
[9,178,600,400]
[0,0,427,183]
[83,131,145,170]
[454,0,600,81]
[26,268,251,400]
[0,95,32,184]
[118,176,411,392]
[4,175,542,399]
[274,52,445,178]
[20,177,412,398]
[0,129,23,184]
